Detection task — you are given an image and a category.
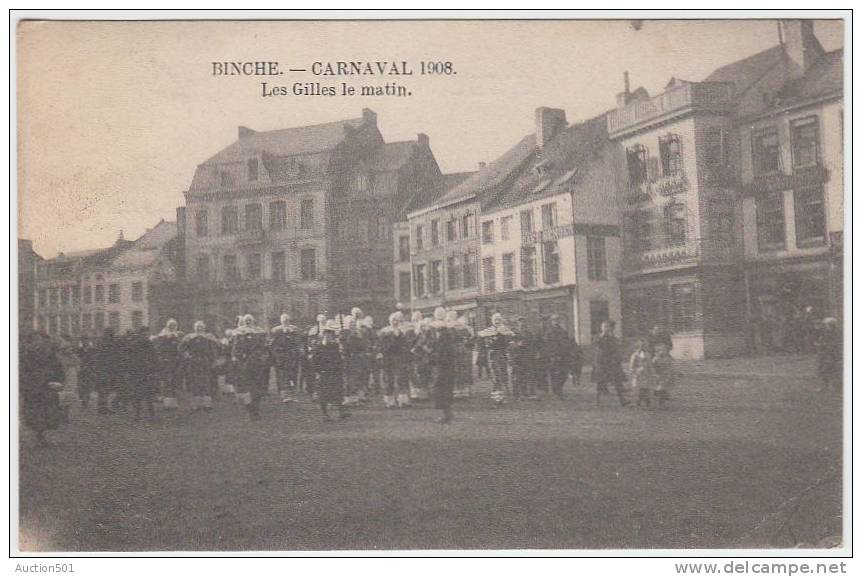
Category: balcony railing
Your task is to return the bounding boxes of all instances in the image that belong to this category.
[623,238,739,274]
[625,172,690,205]
[608,82,734,136]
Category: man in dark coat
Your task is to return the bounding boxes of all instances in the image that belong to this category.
[126,326,158,420]
[93,328,120,414]
[20,332,66,446]
[314,321,349,421]
[430,308,457,423]
[75,337,96,408]
[379,311,411,409]
[543,314,571,400]
[592,320,629,407]
[270,313,303,403]
[509,317,537,401]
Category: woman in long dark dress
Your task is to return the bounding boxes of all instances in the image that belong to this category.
[231,315,271,420]
[179,321,220,411]
[20,332,66,446]
[314,320,349,421]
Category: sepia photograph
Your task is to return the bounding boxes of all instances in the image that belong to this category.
[12,12,850,556]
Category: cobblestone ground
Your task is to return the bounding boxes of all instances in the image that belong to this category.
[18,354,843,551]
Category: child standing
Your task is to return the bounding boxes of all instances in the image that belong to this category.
[629,339,655,407]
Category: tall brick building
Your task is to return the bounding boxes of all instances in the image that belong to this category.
[177,109,442,333]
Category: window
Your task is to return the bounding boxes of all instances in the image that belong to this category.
[94,312,105,331]
[670,283,698,332]
[752,128,780,175]
[664,202,687,246]
[659,134,683,176]
[461,213,475,239]
[430,260,442,294]
[462,253,477,288]
[222,206,239,235]
[502,253,515,290]
[72,285,80,305]
[369,216,387,242]
[794,186,826,245]
[541,203,557,229]
[70,314,80,335]
[542,241,560,284]
[481,221,494,244]
[61,286,70,306]
[37,289,46,308]
[414,264,426,297]
[246,253,262,279]
[247,158,259,182]
[446,218,458,242]
[399,271,412,302]
[131,310,144,330]
[589,300,610,338]
[132,281,143,302]
[358,266,370,289]
[300,198,314,230]
[431,219,440,246]
[196,256,211,281]
[703,128,727,176]
[223,254,239,281]
[49,288,58,307]
[521,246,537,288]
[356,172,369,191]
[83,286,91,305]
[48,315,57,335]
[791,117,819,169]
[500,216,512,241]
[245,203,262,231]
[108,283,120,304]
[415,225,424,251]
[756,191,786,251]
[61,314,71,335]
[195,210,208,237]
[627,144,649,186]
[36,315,45,332]
[300,248,316,281]
[587,237,608,281]
[520,210,533,236]
[272,251,286,281]
[398,236,411,262]
[270,201,287,231]
[109,311,120,332]
[482,256,496,293]
[447,256,460,290]
[82,313,92,333]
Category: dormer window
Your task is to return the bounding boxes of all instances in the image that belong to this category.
[248,158,259,182]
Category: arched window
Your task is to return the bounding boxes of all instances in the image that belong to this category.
[659,134,683,176]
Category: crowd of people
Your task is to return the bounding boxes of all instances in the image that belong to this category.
[18,303,844,446]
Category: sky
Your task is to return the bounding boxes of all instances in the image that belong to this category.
[17,18,844,257]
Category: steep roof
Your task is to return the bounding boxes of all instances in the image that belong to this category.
[483,114,610,213]
[203,117,365,165]
[402,171,475,216]
[704,45,787,99]
[110,220,177,270]
[413,134,538,216]
[775,48,843,105]
[365,140,418,172]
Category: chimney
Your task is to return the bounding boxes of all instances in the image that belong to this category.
[417,133,429,148]
[780,20,824,72]
[616,71,632,107]
[238,126,256,139]
[535,107,567,149]
[478,162,487,169]
[362,108,377,126]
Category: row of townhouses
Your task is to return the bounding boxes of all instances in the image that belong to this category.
[25,20,843,359]
[399,20,843,358]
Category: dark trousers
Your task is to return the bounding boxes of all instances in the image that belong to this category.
[434,365,455,412]
[549,364,568,398]
[512,363,534,398]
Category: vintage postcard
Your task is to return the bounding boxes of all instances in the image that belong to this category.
[13,13,850,558]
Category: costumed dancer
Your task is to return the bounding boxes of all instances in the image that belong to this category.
[231,314,271,420]
[305,313,328,399]
[378,311,411,409]
[478,313,514,405]
[179,321,220,411]
[629,338,655,407]
[447,310,472,399]
[270,313,303,403]
[151,319,184,409]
